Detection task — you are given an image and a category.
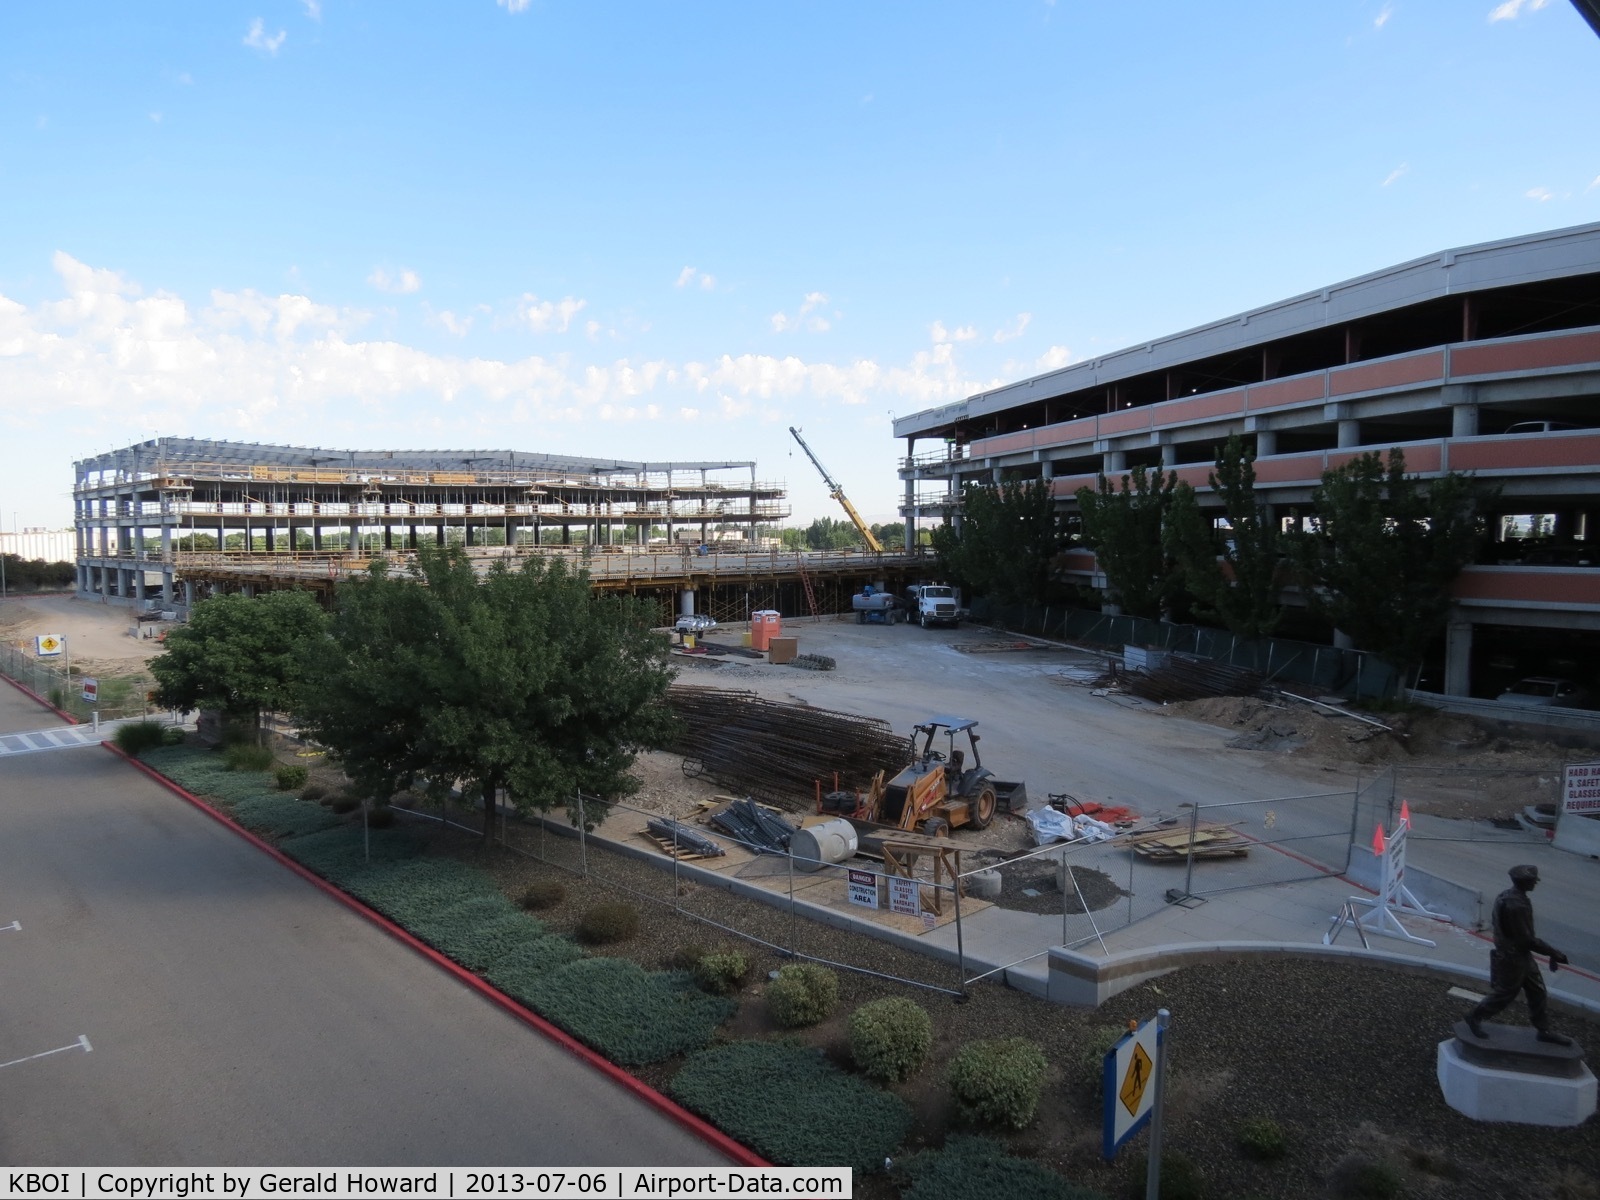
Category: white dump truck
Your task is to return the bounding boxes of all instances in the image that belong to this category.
[905,583,962,629]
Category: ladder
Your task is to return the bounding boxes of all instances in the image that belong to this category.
[795,556,821,621]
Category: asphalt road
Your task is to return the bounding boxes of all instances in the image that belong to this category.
[0,682,729,1168]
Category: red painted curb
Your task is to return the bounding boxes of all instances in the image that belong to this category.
[102,743,768,1168]
[1,670,82,723]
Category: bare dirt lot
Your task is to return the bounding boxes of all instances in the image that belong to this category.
[0,593,164,679]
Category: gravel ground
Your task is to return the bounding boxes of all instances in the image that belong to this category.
[409,808,1600,1200]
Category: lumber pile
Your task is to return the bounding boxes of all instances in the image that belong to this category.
[1121,821,1250,861]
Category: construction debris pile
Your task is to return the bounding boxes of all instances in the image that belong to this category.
[1122,654,1264,703]
[709,796,796,854]
[665,686,907,812]
[1123,822,1250,861]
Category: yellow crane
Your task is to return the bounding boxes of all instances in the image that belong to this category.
[788,426,883,553]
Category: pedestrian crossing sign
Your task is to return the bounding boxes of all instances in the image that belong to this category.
[1103,1015,1161,1159]
[36,635,63,657]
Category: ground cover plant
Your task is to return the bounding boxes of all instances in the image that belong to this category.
[519,958,735,1065]
[893,1137,1108,1200]
[669,1039,913,1173]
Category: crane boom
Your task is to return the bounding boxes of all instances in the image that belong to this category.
[788,426,884,553]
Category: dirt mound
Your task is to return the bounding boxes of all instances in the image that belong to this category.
[1165,696,1409,765]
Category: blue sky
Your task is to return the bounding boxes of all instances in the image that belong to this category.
[2,1,1597,532]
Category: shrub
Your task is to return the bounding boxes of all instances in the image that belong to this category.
[766,963,839,1029]
[224,743,274,772]
[365,805,395,829]
[300,784,328,803]
[948,1038,1048,1130]
[48,687,66,709]
[1130,1150,1206,1200]
[664,943,707,971]
[274,764,310,791]
[519,879,567,911]
[329,795,360,814]
[849,997,933,1083]
[669,1040,912,1172]
[114,721,167,755]
[1237,1116,1288,1162]
[895,1136,1109,1200]
[1329,1156,1404,1200]
[522,958,735,1065]
[161,726,186,746]
[1081,1025,1127,1096]
[694,949,752,996]
[576,900,639,945]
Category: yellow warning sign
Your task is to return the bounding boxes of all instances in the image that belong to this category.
[36,634,63,657]
[1119,1043,1153,1117]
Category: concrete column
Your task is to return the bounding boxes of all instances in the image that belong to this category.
[1103,450,1127,474]
[1443,622,1472,697]
[162,568,174,605]
[1160,443,1177,468]
[184,580,196,607]
[1337,420,1361,449]
[1332,629,1355,650]
[1451,404,1480,438]
[134,570,146,604]
[680,588,695,617]
[1256,430,1277,457]
[383,526,394,551]
[313,525,323,551]
[1040,457,1055,481]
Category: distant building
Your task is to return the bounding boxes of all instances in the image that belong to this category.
[0,528,75,564]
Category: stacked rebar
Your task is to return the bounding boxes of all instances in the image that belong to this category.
[665,686,908,812]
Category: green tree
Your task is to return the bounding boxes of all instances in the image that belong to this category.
[930,479,1059,606]
[1165,435,1284,638]
[869,522,906,551]
[803,516,860,550]
[1292,448,1490,677]
[1075,466,1180,620]
[150,590,327,739]
[292,545,678,843]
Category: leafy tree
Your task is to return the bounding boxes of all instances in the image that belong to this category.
[1075,466,1180,620]
[150,590,327,739]
[931,479,1059,606]
[292,544,678,843]
[1292,448,1490,677]
[803,516,861,550]
[869,522,906,551]
[1165,434,1284,638]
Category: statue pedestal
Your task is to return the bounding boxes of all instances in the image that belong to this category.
[1438,1023,1596,1127]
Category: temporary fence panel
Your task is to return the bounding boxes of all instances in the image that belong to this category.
[1170,789,1361,900]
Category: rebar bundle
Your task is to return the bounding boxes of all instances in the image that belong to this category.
[665,686,908,812]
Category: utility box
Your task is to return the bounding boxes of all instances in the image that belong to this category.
[767,635,798,665]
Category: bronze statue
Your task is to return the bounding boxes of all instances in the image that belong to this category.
[1466,864,1572,1045]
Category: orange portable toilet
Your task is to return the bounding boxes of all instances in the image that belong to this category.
[751,609,780,651]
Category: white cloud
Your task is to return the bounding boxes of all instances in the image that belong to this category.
[497,0,531,12]
[1489,0,1549,20]
[243,18,287,55]
[930,320,977,344]
[674,266,716,290]
[302,0,322,19]
[1586,175,1600,193]
[771,292,831,333]
[993,313,1031,343]
[1382,163,1409,187]
[1036,345,1072,372]
[1525,186,1555,201]
[514,293,587,333]
[0,254,982,473]
[368,267,422,295]
[1374,5,1393,28]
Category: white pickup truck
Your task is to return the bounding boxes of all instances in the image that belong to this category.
[905,583,962,629]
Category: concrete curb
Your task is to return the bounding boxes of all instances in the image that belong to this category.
[101,744,766,1169]
[1045,939,1600,1017]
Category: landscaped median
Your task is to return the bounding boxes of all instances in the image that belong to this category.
[118,742,1090,1194]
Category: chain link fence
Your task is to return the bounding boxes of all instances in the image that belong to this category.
[1163,789,1360,901]
[1354,764,1565,845]
[0,640,158,721]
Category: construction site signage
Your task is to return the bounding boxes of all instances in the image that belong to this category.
[81,677,98,704]
[1563,762,1600,816]
[36,634,63,657]
[846,869,879,909]
[1103,1015,1161,1159]
[888,875,920,917]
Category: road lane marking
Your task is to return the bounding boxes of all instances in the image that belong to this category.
[0,920,19,933]
[0,1035,93,1071]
